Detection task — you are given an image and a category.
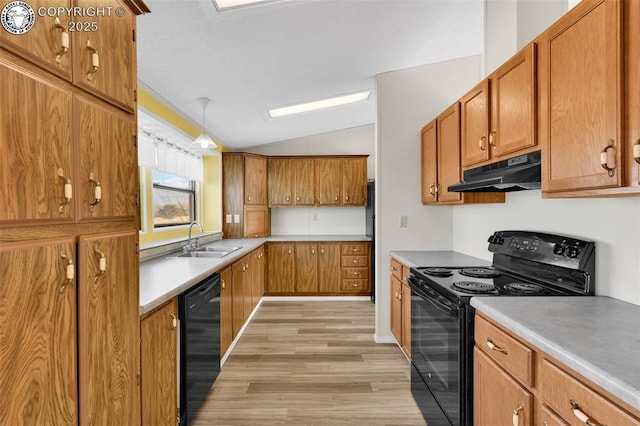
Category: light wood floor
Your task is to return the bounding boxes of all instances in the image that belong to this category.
[191,300,427,425]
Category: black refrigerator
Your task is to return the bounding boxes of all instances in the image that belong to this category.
[366,181,375,302]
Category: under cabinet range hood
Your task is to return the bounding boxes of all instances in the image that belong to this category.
[448,150,541,192]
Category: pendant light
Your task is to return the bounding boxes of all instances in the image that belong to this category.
[193,97,217,149]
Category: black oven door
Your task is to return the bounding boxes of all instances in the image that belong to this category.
[408,277,465,426]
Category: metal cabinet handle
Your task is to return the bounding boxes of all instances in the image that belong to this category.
[297,196,301,202]
[221,279,226,290]
[479,136,486,151]
[633,139,640,164]
[311,248,315,254]
[570,400,604,426]
[286,195,290,202]
[486,337,508,354]
[59,251,74,293]
[170,313,177,329]
[489,130,496,148]
[321,248,325,254]
[334,195,339,201]
[89,173,102,212]
[512,402,524,426]
[600,140,616,177]
[345,195,350,202]
[86,40,99,81]
[390,266,397,272]
[93,248,106,283]
[54,17,69,64]
[57,168,73,213]
[247,195,251,201]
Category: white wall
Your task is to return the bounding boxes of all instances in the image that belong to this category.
[245,125,374,235]
[375,55,483,341]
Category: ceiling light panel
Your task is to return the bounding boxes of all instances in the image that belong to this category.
[268,90,372,118]
[213,0,281,11]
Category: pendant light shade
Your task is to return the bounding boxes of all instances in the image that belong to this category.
[193,97,217,149]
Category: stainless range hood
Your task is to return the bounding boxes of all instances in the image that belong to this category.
[448,150,541,192]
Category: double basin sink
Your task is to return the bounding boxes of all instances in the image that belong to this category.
[170,246,242,259]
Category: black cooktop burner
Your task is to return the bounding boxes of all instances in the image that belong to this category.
[503,282,545,295]
[422,268,454,277]
[459,268,501,278]
[452,281,498,294]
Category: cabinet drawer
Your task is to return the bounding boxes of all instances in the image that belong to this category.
[475,315,534,387]
[541,359,640,426]
[341,243,369,256]
[341,267,368,280]
[401,265,411,282]
[390,258,402,280]
[342,255,368,267]
[541,404,569,426]
[340,279,369,292]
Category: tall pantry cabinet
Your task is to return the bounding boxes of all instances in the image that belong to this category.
[0,1,149,424]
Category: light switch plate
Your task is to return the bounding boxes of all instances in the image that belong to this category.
[400,215,408,228]
[233,214,240,223]
[226,214,232,224]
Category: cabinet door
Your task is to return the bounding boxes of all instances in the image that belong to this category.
[72,0,137,111]
[242,256,253,321]
[318,243,340,293]
[626,0,640,189]
[317,158,342,205]
[421,120,438,204]
[294,243,318,293]
[266,243,295,293]
[232,259,246,337]
[294,158,315,205]
[474,347,533,426]
[222,153,244,239]
[0,56,73,224]
[0,0,73,79]
[542,0,622,192]
[220,267,233,356]
[342,157,367,206]
[437,103,463,203]
[461,79,490,167]
[491,44,536,158]
[252,247,265,307]
[390,275,402,344]
[268,158,293,206]
[244,205,269,238]
[244,155,267,205]
[76,95,137,221]
[401,281,411,358]
[78,230,140,426]
[141,299,177,426]
[0,238,77,425]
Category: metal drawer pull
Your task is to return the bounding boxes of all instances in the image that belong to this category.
[570,400,604,426]
[334,195,339,201]
[512,402,524,426]
[429,184,436,196]
[93,248,106,282]
[600,140,616,177]
[86,40,99,81]
[633,140,640,164]
[59,251,74,293]
[57,168,72,213]
[489,130,496,148]
[89,173,102,211]
[54,18,69,64]
[478,136,485,151]
[486,337,508,354]
[170,313,177,329]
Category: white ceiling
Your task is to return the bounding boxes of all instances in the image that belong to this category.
[137,0,484,150]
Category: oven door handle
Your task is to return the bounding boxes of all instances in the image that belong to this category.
[407,277,460,317]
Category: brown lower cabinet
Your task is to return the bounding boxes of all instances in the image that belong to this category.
[220,267,233,356]
[141,299,178,426]
[389,257,411,359]
[266,241,371,295]
[474,312,640,426]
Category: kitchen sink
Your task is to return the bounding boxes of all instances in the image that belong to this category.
[168,246,242,259]
[194,246,242,253]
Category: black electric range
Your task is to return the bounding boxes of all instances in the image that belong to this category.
[408,230,596,426]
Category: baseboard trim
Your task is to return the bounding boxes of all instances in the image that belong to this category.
[374,333,398,344]
[220,297,264,367]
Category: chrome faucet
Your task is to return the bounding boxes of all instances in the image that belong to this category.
[185,221,204,253]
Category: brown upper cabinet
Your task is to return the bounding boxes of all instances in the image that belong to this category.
[461,43,537,169]
[342,157,368,205]
[317,157,343,206]
[421,104,505,205]
[244,155,267,205]
[267,157,315,206]
[541,0,640,197]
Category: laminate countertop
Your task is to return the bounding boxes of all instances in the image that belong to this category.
[389,250,491,268]
[139,235,370,315]
[471,296,640,411]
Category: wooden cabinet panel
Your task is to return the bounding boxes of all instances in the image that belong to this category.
[245,155,267,205]
[542,0,623,193]
[340,279,369,292]
[222,153,244,238]
[268,158,293,206]
[437,103,463,203]
[318,243,340,293]
[0,55,73,224]
[390,257,403,281]
[474,347,533,426]
[76,95,137,221]
[541,404,570,426]
[342,255,368,267]
[294,158,315,205]
[342,157,367,206]
[242,256,253,321]
[627,0,640,190]
[541,359,640,426]
[72,0,137,112]
[421,120,438,204]
[78,230,140,426]
[0,0,73,79]
[0,238,77,425]
[401,281,411,358]
[317,158,342,205]
[220,267,233,357]
[390,275,402,344]
[244,205,268,238]
[341,243,369,256]
[266,243,295,294]
[141,299,177,426]
[341,267,368,280]
[295,243,318,293]
[461,80,490,167]
[251,247,265,307]
[232,258,246,337]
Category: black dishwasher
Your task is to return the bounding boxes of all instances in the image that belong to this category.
[178,273,221,425]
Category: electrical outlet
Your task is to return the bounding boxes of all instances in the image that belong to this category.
[312,213,318,221]
[226,214,232,224]
[400,215,408,228]
[233,214,240,223]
